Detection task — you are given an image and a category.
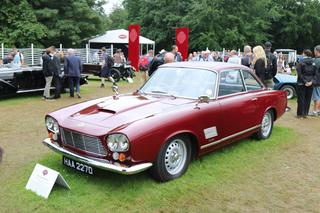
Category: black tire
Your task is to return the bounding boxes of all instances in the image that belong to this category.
[110,68,121,82]
[280,85,296,99]
[150,135,191,182]
[255,110,274,140]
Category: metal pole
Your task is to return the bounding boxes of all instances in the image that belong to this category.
[86,44,89,63]
[111,44,113,56]
[60,44,62,52]
[153,43,155,54]
[31,43,34,65]
[1,43,3,59]
[146,44,149,53]
[140,44,143,55]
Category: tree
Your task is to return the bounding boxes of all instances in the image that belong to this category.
[0,0,46,47]
[115,0,320,52]
[108,7,128,29]
[27,0,108,47]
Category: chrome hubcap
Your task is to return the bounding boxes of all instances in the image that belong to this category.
[164,139,187,175]
[284,88,293,99]
[261,112,272,137]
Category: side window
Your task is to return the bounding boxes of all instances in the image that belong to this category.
[218,70,245,96]
[242,70,263,91]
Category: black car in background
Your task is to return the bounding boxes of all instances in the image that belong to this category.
[0,65,88,98]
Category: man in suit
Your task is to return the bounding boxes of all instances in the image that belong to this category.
[64,49,82,98]
[42,48,53,99]
[48,46,62,99]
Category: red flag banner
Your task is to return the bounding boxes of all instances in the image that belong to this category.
[128,24,140,71]
[176,28,189,61]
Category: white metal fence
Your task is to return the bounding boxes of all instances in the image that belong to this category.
[1,43,111,66]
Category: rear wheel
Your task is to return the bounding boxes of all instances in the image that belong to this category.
[255,110,274,140]
[151,135,191,182]
[280,85,296,99]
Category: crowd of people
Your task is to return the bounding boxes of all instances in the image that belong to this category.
[140,42,320,119]
[42,46,82,100]
[0,48,25,67]
[2,42,319,118]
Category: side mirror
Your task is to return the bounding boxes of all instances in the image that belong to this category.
[198,95,210,104]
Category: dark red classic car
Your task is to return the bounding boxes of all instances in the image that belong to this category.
[43,62,287,181]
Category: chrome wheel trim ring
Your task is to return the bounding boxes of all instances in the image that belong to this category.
[261,112,272,137]
[283,88,294,99]
[164,139,187,175]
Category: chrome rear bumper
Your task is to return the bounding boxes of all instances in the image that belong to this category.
[42,138,153,175]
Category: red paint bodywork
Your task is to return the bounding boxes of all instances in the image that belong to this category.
[47,62,287,167]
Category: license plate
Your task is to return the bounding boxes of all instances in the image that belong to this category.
[63,156,94,175]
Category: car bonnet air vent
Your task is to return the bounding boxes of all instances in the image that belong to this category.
[98,108,116,114]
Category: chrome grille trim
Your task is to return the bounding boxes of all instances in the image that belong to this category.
[60,128,106,156]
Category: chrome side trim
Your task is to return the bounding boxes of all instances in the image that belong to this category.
[200,125,261,150]
[16,87,56,93]
[43,138,153,175]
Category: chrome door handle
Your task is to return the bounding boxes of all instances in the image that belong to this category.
[251,98,258,101]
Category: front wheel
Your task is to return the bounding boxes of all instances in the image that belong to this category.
[151,135,191,182]
[255,110,274,140]
[110,68,121,82]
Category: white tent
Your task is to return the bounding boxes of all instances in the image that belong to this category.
[88,29,155,55]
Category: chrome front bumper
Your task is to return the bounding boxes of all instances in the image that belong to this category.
[42,138,153,175]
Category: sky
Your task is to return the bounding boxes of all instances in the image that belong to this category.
[103,0,123,15]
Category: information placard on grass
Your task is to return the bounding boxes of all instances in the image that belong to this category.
[26,163,70,199]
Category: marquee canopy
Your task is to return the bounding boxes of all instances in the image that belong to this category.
[88,29,155,45]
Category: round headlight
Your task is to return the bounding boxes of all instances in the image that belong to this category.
[45,116,59,133]
[119,139,129,150]
[107,135,118,151]
[45,117,54,130]
[107,134,129,152]
[53,122,59,133]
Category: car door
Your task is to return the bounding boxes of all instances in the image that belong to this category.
[217,69,259,139]
[241,69,265,126]
[186,70,224,150]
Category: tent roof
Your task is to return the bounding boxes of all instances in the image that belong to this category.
[88,29,155,44]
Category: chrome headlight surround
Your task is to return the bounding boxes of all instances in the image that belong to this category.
[106,133,130,152]
[45,116,60,134]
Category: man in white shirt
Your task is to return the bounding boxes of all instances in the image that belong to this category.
[227,50,241,64]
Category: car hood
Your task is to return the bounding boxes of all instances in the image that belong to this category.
[57,94,195,136]
[275,73,297,83]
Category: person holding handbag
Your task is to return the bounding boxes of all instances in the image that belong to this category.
[296,49,316,118]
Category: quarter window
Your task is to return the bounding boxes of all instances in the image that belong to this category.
[218,70,245,96]
[242,70,263,91]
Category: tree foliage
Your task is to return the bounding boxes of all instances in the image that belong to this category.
[28,0,107,47]
[1,0,320,52]
[0,0,108,47]
[113,0,320,52]
[0,0,46,47]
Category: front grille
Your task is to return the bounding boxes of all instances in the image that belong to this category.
[61,128,106,156]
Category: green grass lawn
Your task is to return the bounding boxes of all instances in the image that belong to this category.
[0,126,295,213]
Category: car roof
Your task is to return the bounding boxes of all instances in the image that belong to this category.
[160,62,251,72]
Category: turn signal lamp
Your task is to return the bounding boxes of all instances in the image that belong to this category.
[119,153,126,162]
[49,132,53,140]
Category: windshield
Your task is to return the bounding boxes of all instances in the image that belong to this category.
[140,67,217,99]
